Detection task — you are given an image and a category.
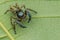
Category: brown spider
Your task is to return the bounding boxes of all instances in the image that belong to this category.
[4,3,37,34]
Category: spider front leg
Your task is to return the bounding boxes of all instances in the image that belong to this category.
[25,10,31,23]
[20,4,37,13]
[4,10,10,14]
[10,16,16,34]
[27,8,37,13]
[15,20,26,28]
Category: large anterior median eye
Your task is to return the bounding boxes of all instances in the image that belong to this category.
[18,12,24,17]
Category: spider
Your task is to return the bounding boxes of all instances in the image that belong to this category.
[4,3,37,34]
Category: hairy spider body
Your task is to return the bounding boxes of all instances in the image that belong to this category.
[4,3,37,34]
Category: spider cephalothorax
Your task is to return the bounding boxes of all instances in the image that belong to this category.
[4,3,37,34]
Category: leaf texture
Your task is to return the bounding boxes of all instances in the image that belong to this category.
[0,0,60,40]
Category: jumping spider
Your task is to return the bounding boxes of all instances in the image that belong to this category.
[4,3,37,34]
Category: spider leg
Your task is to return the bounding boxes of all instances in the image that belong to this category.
[10,6,17,14]
[16,20,26,28]
[25,10,31,23]
[10,6,15,11]
[21,4,37,13]
[12,22,16,34]
[4,6,13,14]
[4,10,10,14]
[4,6,16,14]
[10,16,16,34]
[27,8,37,13]
[13,3,20,9]
[21,4,25,8]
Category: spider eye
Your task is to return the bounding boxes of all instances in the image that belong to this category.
[19,12,23,16]
[17,12,24,17]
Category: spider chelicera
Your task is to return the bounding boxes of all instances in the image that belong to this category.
[4,3,37,34]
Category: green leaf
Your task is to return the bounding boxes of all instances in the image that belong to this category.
[0,0,60,40]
